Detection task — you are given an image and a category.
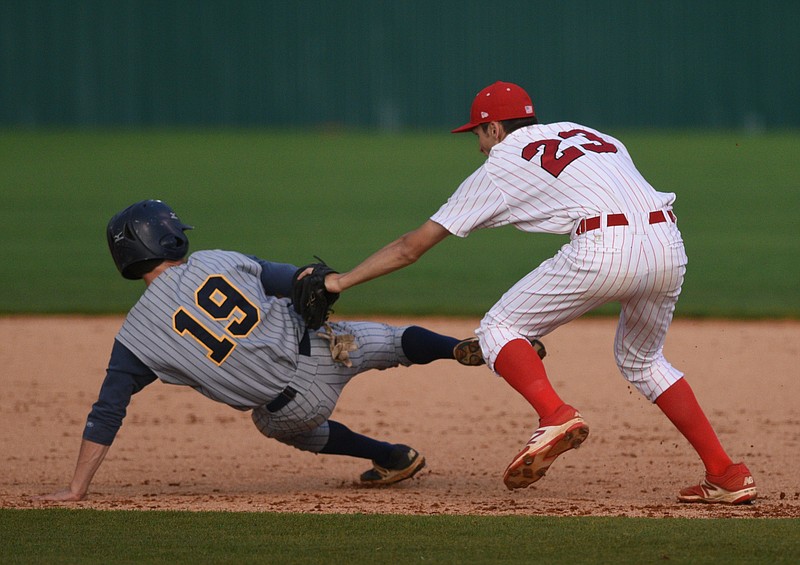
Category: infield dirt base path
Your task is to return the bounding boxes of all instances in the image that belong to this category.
[2,316,798,518]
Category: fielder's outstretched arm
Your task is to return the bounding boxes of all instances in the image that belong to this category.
[326,220,450,293]
[37,439,110,501]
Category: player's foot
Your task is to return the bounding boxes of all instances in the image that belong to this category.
[503,404,589,490]
[677,462,757,504]
[360,445,426,486]
[453,337,546,366]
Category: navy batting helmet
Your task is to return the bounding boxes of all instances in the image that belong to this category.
[107,200,193,280]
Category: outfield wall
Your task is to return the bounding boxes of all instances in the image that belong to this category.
[1,1,798,129]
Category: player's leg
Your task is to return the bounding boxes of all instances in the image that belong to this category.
[320,322,458,483]
[319,321,409,372]
[327,320,479,370]
[400,325,461,364]
[476,246,605,418]
[476,250,603,489]
[252,405,424,485]
[613,263,730,464]
[493,338,564,417]
[400,324,545,366]
[615,266,756,503]
[656,379,755,503]
[320,420,425,485]
[252,326,429,485]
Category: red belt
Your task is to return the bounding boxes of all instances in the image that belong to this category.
[575,210,676,235]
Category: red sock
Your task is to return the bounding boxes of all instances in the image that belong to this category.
[655,377,733,476]
[494,339,564,420]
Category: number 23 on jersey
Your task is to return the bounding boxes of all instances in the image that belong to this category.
[522,128,618,178]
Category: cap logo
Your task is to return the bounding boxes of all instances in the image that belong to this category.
[480,112,489,118]
[525,105,533,114]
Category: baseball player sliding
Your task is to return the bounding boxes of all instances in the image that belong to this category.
[318,81,756,504]
[38,200,494,501]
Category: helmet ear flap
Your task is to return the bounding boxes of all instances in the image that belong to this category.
[122,258,164,280]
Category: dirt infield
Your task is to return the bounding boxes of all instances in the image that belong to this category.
[2,316,798,518]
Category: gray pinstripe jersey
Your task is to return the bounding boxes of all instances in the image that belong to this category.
[116,250,304,410]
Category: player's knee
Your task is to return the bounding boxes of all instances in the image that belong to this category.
[251,406,330,440]
[613,345,645,374]
[251,409,273,437]
[268,421,330,453]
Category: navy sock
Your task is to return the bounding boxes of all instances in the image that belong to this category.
[401,326,459,365]
[320,420,395,464]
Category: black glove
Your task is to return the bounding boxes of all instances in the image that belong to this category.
[291,258,340,330]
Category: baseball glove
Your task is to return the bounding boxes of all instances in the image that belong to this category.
[291,258,340,330]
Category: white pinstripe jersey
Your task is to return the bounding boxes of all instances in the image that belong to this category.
[116,250,304,410]
[431,122,676,236]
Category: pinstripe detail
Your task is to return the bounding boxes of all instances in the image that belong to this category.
[251,321,408,452]
[118,251,301,409]
[433,123,688,402]
[476,223,686,401]
[118,250,410,453]
[432,123,676,237]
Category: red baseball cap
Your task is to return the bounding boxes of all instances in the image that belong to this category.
[451,81,536,133]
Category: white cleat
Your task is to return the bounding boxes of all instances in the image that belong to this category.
[503,405,589,490]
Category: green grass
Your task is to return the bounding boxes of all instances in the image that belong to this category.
[2,130,798,560]
[1,129,798,317]
[1,509,798,564]
[620,130,800,317]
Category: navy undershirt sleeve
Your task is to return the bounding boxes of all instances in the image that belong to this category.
[253,258,298,297]
[83,340,157,446]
